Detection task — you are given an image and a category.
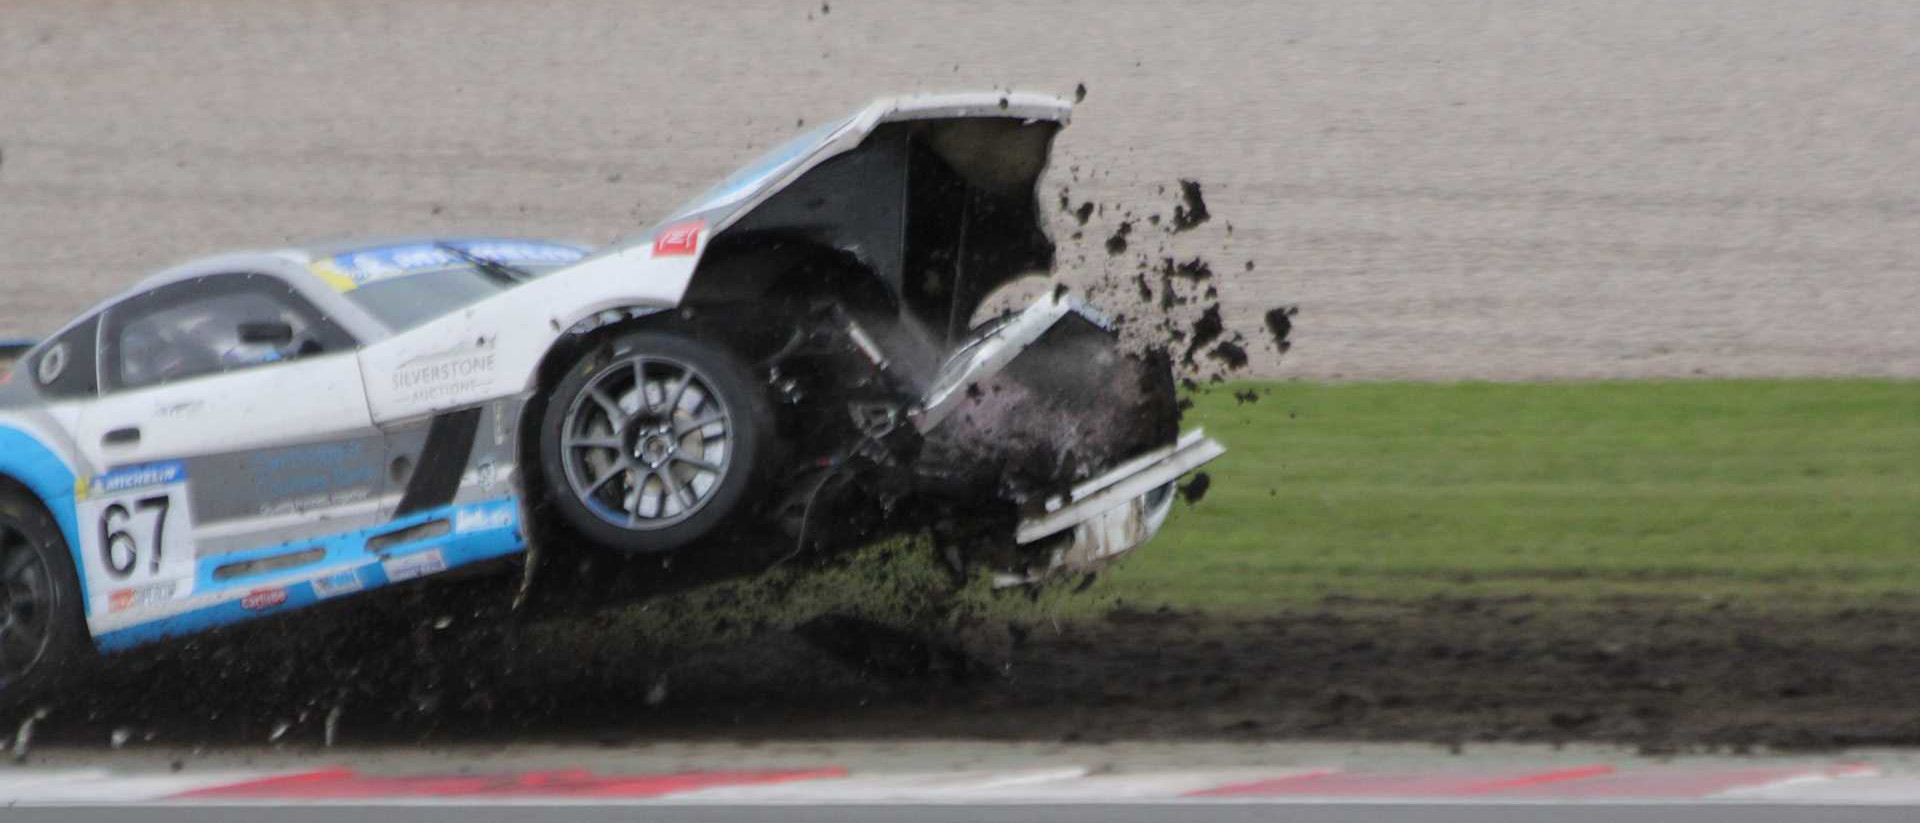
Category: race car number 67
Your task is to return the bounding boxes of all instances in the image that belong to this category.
[100,495,170,578]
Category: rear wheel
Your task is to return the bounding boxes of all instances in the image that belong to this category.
[0,491,87,695]
[538,330,774,554]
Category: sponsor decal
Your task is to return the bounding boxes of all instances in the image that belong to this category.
[241,587,289,611]
[245,441,380,505]
[258,487,373,518]
[392,350,497,406]
[76,460,187,502]
[311,569,365,600]
[107,581,179,613]
[382,548,448,583]
[653,220,704,257]
[312,240,588,291]
[454,505,514,534]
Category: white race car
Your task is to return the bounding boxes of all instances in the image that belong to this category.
[0,93,1223,693]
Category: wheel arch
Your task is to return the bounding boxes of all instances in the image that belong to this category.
[0,427,85,572]
[513,234,878,539]
[0,456,93,636]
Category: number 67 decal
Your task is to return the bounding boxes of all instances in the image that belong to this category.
[100,495,170,579]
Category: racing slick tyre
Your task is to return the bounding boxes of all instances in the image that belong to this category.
[538,329,775,555]
[0,490,88,698]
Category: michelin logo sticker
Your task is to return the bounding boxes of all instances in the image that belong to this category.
[77,460,186,501]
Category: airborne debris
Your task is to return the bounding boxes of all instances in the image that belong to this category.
[1184,304,1224,363]
[1073,202,1095,225]
[1209,340,1250,370]
[1105,220,1134,255]
[324,705,343,748]
[1171,180,1211,232]
[1163,257,1213,282]
[1264,306,1298,352]
[12,708,46,762]
[1074,83,1088,103]
[1179,472,1211,505]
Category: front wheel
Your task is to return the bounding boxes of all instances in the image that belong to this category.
[537,330,774,554]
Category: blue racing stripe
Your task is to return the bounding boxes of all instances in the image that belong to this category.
[93,497,524,652]
[0,425,87,605]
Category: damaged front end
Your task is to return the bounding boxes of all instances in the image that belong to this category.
[665,93,1225,583]
[908,294,1224,582]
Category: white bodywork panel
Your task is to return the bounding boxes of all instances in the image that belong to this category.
[72,352,381,625]
[355,229,705,423]
[76,352,374,468]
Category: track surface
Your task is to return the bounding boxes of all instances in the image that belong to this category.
[6,807,1914,823]
[4,0,1918,379]
[7,746,1920,820]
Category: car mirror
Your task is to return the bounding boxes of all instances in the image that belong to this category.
[237,321,295,347]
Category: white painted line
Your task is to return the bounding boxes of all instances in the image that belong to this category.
[0,770,304,804]
[961,769,1337,800]
[680,767,1091,801]
[1718,767,1920,804]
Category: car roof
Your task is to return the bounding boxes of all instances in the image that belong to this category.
[122,236,589,294]
[36,237,584,349]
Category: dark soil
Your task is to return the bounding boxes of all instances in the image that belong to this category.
[11,584,1920,755]
[1171,180,1211,232]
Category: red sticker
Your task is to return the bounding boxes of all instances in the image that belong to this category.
[242,588,288,611]
[653,220,704,257]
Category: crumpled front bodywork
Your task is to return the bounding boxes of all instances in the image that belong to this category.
[600,92,1225,582]
[378,92,1219,585]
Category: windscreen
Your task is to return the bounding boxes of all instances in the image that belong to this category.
[343,267,533,331]
[312,239,589,331]
[669,117,849,220]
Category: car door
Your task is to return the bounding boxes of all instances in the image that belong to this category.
[72,272,387,620]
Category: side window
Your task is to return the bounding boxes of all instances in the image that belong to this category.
[31,316,102,399]
[103,273,355,392]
